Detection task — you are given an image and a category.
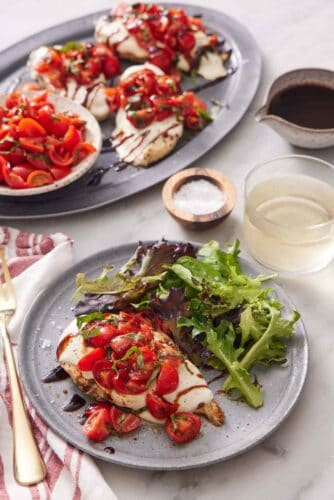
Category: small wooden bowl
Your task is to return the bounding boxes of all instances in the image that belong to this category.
[162,167,236,230]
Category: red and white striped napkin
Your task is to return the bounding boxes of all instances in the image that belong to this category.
[0,226,117,500]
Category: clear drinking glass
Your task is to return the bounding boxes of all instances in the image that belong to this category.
[244,155,334,274]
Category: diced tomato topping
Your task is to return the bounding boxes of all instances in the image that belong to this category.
[155,362,179,396]
[104,66,210,131]
[92,359,114,389]
[112,371,147,395]
[77,347,105,371]
[165,412,201,444]
[149,48,173,73]
[110,407,141,434]
[110,335,135,358]
[146,393,178,419]
[177,32,195,53]
[33,42,120,90]
[89,324,119,347]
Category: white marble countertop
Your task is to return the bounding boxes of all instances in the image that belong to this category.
[1,0,334,499]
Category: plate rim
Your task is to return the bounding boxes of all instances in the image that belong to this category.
[17,240,309,470]
[0,4,262,218]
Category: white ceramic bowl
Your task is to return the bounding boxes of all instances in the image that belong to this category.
[0,92,102,196]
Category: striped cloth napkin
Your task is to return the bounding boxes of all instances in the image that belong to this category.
[0,226,117,500]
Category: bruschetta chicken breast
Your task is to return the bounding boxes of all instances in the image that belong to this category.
[95,3,231,80]
[57,311,224,442]
[105,63,211,167]
[27,42,121,120]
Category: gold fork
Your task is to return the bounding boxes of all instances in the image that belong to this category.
[0,247,46,485]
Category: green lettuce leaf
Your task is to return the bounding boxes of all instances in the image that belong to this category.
[178,315,263,408]
[223,306,300,393]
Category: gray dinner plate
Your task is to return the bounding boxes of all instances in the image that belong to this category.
[18,242,308,470]
[0,4,261,218]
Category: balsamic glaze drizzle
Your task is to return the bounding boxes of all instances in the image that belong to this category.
[42,365,70,383]
[104,446,115,454]
[62,394,86,412]
[86,166,111,186]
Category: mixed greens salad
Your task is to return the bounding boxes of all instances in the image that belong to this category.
[75,240,299,409]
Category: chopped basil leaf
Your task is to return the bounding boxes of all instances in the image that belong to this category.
[118,345,145,368]
[76,312,104,328]
[198,108,213,122]
[60,41,84,53]
[146,365,161,388]
[81,327,100,339]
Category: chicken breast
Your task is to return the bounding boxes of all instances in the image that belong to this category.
[27,46,111,121]
[112,63,183,167]
[57,319,224,426]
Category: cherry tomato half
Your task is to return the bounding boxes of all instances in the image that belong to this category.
[26,170,53,187]
[18,118,46,138]
[48,145,74,167]
[110,407,141,434]
[26,153,51,170]
[62,125,81,152]
[146,393,178,420]
[1,157,27,189]
[83,408,111,441]
[18,137,44,153]
[84,401,112,417]
[165,412,201,444]
[11,164,35,181]
[49,166,71,180]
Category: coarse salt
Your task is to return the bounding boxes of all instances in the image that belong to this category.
[173,179,224,215]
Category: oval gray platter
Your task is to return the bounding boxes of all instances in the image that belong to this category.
[18,241,308,470]
[0,4,261,218]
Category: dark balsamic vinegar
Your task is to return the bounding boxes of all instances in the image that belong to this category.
[268,84,334,129]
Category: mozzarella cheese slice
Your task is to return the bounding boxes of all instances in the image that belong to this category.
[95,17,148,61]
[197,51,228,81]
[57,319,215,424]
[112,108,183,167]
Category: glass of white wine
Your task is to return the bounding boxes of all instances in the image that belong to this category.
[244,155,334,274]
